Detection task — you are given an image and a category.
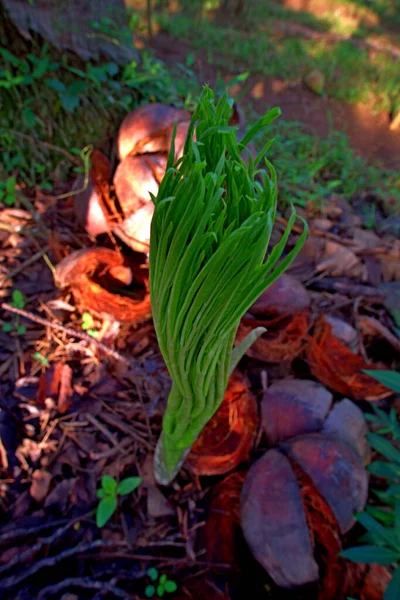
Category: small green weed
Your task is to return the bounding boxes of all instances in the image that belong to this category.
[145,568,177,598]
[81,312,99,338]
[262,120,400,210]
[2,289,26,335]
[363,203,376,230]
[340,370,400,600]
[96,474,142,528]
[157,5,400,114]
[0,175,16,206]
[0,7,192,190]
[33,351,49,366]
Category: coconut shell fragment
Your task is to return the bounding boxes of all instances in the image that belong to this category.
[282,433,368,534]
[55,247,151,323]
[205,471,245,567]
[307,317,393,401]
[293,461,344,600]
[322,398,370,465]
[237,311,309,363]
[74,150,115,237]
[117,103,191,160]
[113,154,167,253]
[261,379,332,446]
[187,370,258,476]
[114,155,167,219]
[241,449,319,588]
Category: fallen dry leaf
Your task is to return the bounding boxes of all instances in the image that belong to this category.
[30,469,52,503]
[55,247,151,323]
[357,314,400,353]
[306,317,393,401]
[241,449,319,588]
[283,433,368,534]
[289,235,326,280]
[316,240,367,280]
[187,370,258,476]
[380,240,400,282]
[44,478,78,512]
[261,378,332,446]
[352,228,381,251]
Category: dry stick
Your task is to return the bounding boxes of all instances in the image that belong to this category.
[1,128,81,166]
[0,515,74,546]
[0,539,125,589]
[1,303,142,371]
[38,577,135,600]
[0,245,50,286]
[0,514,89,576]
[16,193,51,238]
[85,412,122,449]
[307,278,385,299]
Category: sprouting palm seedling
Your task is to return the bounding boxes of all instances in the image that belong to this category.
[150,86,307,484]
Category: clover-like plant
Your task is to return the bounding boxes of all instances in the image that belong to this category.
[150,87,307,484]
[145,568,177,598]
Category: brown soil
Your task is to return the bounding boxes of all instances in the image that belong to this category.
[151,33,400,170]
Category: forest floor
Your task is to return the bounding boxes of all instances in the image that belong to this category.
[0,1,400,599]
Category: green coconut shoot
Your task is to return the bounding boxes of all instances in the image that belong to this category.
[149,87,307,484]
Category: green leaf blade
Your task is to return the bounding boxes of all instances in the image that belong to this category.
[339,545,399,565]
[165,580,178,593]
[101,474,117,495]
[96,496,117,528]
[363,370,400,394]
[385,565,400,600]
[117,477,142,495]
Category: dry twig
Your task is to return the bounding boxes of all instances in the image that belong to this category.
[38,576,135,599]
[1,128,81,166]
[0,540,126,589]
[1,302,141,371]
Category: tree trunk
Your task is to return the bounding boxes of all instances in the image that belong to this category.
[0,0,140,64]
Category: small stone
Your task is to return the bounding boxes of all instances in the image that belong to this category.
[30,469,52,503]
